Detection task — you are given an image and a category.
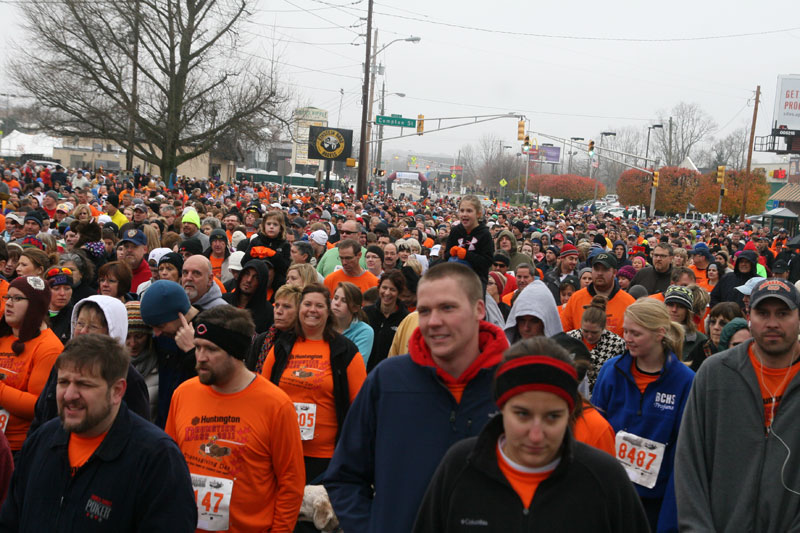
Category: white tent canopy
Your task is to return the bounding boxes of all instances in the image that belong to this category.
[0,130,62,158]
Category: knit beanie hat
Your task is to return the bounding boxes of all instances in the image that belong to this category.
[664,285,693,310]
[125,301,152,335]
[209,228,227,243]
[182,209,201,229]
[46,266,73,288]
[546,245,560,257]
[559,243,578,258]
[158,252,184,273]
[616,265,636,281]
[140,280,190,326]
[717,317,749,351]
[6,276,50,355]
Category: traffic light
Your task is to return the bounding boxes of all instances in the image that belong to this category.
[588,140,595,157]
[345,158,356,167]
[522,135,531,154]
[517,120,525,141]
[417,114,424,135]
[716,165,725,184]
[378,169,386,177]
[653,171,659,187]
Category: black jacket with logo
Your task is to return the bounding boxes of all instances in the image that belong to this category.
[1,404,196,533]
[364,301,409,372]
[413,415,649,533]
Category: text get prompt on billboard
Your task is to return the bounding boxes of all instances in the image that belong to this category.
[773,75,800,136]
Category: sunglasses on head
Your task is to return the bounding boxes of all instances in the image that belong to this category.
[47,267,72,277]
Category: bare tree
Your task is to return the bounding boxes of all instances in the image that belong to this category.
[9,0,288,179]
[653,102,717,166]
[594,126,647,191]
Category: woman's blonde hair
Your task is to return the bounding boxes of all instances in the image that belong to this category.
[287,263,318,288]
[72,204,92,221]
[405,237,421,254]
[624,298,684,360]
[141,224,161,252]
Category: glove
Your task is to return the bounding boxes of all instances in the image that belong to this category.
[449,246,460,257]
[299,485,339,532]
[264,247,276,257]
[249,246,276,259]
[455,247,467,260]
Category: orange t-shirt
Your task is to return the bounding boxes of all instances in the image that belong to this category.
[631,360,661,394]
[748,345,800,428]
[69,432,107,476]
[446,382,467,403]
[0,328,63,450]
[573,403,616,456]
[165,375,305,533]
[323,269,378,297]
[262,338,366,458]
[561,287,635,337]
[209,255,225,280]
[689,265,707,286]
[496,439,554,508]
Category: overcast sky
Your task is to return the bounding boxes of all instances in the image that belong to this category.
[1,0,796,163]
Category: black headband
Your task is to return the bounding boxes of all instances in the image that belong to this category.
[194,321,251,361]
[494,356,578,411]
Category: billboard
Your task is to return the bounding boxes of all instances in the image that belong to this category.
[528,146,561,163]
[307,126,353,162]
[773,75,800,136]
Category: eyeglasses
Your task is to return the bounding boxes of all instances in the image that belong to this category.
[2,295,28,304]
[341,230,358,235]
[74,321,105,333]
[652,253,670,259]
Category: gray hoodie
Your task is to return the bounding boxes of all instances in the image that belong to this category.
[192,281,228,311]
[503,280,563,345]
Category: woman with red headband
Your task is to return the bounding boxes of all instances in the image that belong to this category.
[413,336,647,532]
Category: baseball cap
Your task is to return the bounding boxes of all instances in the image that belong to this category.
[592,252,618,269]
[120,229,147,247]
[773,259,790,274]
[228,251,245,272]
[735,277,764,296]
[750,278,800,310]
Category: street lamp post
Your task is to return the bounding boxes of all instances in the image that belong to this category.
[375,84,405,185]
[592,132,616,204]
[645,124,663,166]
[645,124,663,217]
[499,142,511,201]
[357,33,420,197]
[568,137,583,174]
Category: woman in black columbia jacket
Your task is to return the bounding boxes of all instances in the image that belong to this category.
[414,337,648,533]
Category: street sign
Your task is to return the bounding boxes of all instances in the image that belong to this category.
[391,114,401,118]
[766,199,778,209]
[376,115,416,128]
[499,179,508,187]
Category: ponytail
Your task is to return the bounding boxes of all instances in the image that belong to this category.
[664,321,685,361]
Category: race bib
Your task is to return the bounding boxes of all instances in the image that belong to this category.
[615,431,666,489]
[0,409,9,434]
[294,402,317,441]
[191,474,233,531]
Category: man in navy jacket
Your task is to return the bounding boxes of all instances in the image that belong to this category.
[324,263,509,533]
[0,334,196,532]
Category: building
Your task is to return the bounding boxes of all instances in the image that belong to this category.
[291,107,328,175]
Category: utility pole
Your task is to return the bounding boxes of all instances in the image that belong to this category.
[336,88,344,127]
[356,0,374,197]
[365,32,378,176]
[668,116,673,166]
[375,80,386,181]
[742,85,761,218]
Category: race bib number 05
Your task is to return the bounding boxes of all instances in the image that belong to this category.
[615,431,666,489]
[294,403,317,441]
[191,474,233,531]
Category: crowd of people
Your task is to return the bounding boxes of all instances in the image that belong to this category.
[0,160,797,531]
